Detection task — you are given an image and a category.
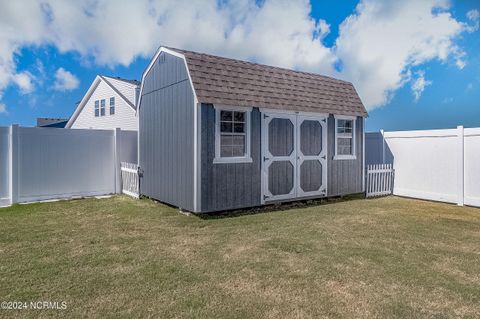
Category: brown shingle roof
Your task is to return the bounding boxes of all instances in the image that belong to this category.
[169,48,367,117]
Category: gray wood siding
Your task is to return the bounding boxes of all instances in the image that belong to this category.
[201,104,261,212]
[139,52,195,211]
[327,116,364,196]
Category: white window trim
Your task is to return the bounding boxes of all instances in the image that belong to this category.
[334,115,356,160]
[213,105,253,164]
[94,100,99,117]
[109,96,115,115]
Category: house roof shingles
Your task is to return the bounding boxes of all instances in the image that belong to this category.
[169,48,367,117]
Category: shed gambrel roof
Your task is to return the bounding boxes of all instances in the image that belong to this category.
[165,47,367,117]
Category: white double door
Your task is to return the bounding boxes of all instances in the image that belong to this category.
[262,112,327,202]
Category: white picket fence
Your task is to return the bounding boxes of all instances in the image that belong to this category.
[366,164,394,198]
[120,162,139,198]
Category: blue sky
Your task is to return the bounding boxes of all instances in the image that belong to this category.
[0,0,479,132]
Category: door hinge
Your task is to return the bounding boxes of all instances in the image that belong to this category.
[264,195,269,200]
[322,118,327,123]
[321,155,326,160]
[263,114,269,119]
[263,156,270,161]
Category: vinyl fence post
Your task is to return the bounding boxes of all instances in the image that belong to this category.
[9,124,18,204]
[114,128,121,194]
[380,129,385,164]
[457,125,464,206]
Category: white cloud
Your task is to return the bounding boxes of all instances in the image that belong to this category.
[334,0,471,109]
[12,72,35,94]
[466,9,479,32]
[0,0,477,111]
[467,9,479,21]
[411,71,432,102]
[0,103,6,114]
[53,68,79,91]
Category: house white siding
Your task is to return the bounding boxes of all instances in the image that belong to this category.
[105,77,138,105]
[70,79,138,131]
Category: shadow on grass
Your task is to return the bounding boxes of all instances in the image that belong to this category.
[193,193,366,220]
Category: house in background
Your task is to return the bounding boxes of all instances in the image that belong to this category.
[66,75,140,130]
[36,118,68,128]
[137,47,367,213]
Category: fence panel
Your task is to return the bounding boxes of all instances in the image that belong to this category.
[17,127,116,202]
[366,126,480,208]
[366,164,394,197]
[119,130,138,163]
[464,128,480,207]
[383,129,459,204]
[121,162,139,198]
[0,127,9,206]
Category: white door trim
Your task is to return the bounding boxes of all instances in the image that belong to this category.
[261,112,328,203]
[261,112,297,203]
[296,115,328,198]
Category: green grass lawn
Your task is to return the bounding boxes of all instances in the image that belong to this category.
[0,196,479,318]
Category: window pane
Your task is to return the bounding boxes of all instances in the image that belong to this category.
[220,111,232,121]
[110,107,115,115]
[234,123,245,133]
[221,135,233,146]
[220,145,232,157]
[110,97,115,106]
[232,135,245,146]
[231,145,245,157]
[95,109,99,117]
[337,119,353,134]
[95,100,99,108]
[234,111,245,122]
[337,137,352,155]
[220,134,245,157]
[220,122,233,132]
[100,108,105,116]
[101,99,105,107]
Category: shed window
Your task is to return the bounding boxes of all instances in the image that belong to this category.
[214,106,252,164]
[94,100,99,117]
[110,97,115,115]
[100,99,106,116]
[334,116,356,160]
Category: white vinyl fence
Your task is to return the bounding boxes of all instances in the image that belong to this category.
[120,162,139,198]
[366,126,480,207]
[0,127,9,207]
[0,125,137,206]
[366,164,394,198]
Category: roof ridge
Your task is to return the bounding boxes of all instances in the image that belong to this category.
[103,75,140,86]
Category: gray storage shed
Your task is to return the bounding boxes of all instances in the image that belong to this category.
[137,47,368,213]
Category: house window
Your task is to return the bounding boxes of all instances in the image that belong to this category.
[214,106,252,163]
[94,100,99,117]
[110,97,115,115]
[100,99,106,116]
[334,116,356,160]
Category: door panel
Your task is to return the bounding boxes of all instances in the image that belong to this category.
[268,161,295,196]
[268,118,294,156]
[262,114,297,201]
[300,160,323,192]
[262,112,327,202]
[296,116,327,197]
